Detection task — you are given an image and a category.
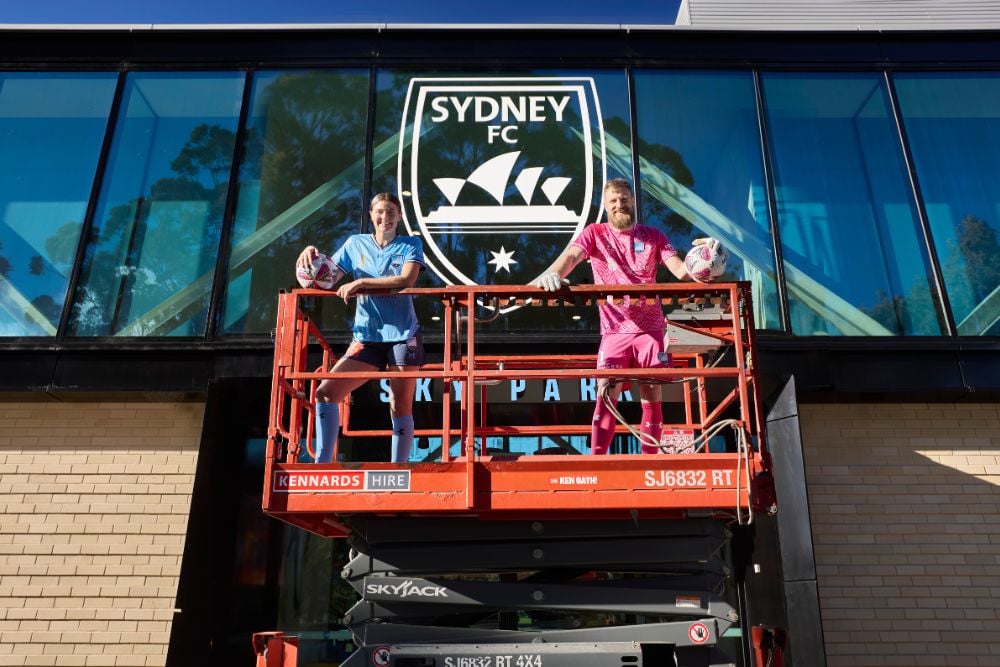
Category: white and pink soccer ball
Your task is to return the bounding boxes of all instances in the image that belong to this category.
[295,253,337,290]
[683,238,728,282]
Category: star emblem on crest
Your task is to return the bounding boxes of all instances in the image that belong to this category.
[487,246,518,274]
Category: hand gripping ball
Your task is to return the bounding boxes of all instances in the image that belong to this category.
[295,253,337,290]
[683,238,728,283]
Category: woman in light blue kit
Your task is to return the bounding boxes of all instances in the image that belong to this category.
[295,192,424,463]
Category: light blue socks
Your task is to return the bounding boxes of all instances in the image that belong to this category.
[314,402,339,463]
[316,404,411,463]
[391,415,415,463]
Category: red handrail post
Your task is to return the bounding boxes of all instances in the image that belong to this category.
[252,632,298,667]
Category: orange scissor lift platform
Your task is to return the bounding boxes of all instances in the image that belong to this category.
[262,282,773,538]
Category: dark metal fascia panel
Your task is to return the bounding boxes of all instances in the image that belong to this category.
[3,342,1000,396]
[784,580,828,667]
[371,28,630,64]
[765,376,828,666]
[1,28,1000,69]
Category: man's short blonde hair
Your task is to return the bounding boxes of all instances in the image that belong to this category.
[603,178,633,195]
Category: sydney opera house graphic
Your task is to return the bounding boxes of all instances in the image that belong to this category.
[422,150,580,233]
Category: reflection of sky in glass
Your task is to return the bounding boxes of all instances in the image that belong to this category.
[763,72,942,336]
[9,66,983,341]
[0,73,117,336]
[894,73,1000,335]
[221,69,370,335]
[636,72,762,219]
[69,72,245,337]
[633,70,780,330]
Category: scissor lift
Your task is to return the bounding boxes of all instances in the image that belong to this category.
[258,283,782,667]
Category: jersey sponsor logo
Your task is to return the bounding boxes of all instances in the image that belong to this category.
[399,77,607,293]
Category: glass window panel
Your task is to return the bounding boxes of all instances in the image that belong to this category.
[894,72,1000,336]
[371,69,632,334]
[633,70,781,331]
[762,72,945,336]
[0,72,116,336]
[68,72,245,337]
[220,69,370,335]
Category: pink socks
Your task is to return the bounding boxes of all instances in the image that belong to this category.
[640,401,663,454]
[591,397,618,455]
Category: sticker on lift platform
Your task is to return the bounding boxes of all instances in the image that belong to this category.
[643,469,735,488]
[658,428,696,454]
[675,595,702,609]
[549,475,600,486]
[688,622,710,645]
[273,470,411,493]
[372,646,391,667]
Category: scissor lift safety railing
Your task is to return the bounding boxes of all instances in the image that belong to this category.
[263,282,772,539]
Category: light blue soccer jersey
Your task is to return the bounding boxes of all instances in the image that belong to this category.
[330,234,424,342]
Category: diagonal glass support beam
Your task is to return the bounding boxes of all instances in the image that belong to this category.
[956,284,1000,335]
[116,131,409,336]
[595,131,891,335]
[0,273,57,336]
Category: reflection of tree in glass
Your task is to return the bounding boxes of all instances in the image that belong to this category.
[623,117,756,288]
[0,241,10,277]
[954,215,1000,304]
[856,217,1000,335]
[373,73,409,147]
[172,124,238,189]
[0,242,64,331]
[862,273,945,336]
[45,222,81,274]
[856,218,1000,336]
[861,288,912,335]
[30,295,61,324]
[939,214,1000,335]
[605,118,722,282]
[607,117,693,234]
[232,72,368,334]
[369,76,450,329]
[73,124,235,335]
[253,73,366,223]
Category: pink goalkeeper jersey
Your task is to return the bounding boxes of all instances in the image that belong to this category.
[571,222,677,334]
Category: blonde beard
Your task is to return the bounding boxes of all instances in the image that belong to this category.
[609,210,635,230]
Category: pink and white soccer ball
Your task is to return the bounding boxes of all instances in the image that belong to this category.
[295,253,337,289]
[684,238,728,282]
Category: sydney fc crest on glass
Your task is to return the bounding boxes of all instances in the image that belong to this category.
[399,77,607,286]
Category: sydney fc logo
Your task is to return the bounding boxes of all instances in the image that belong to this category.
[398,77,607,285]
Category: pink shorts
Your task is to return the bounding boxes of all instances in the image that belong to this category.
[597,332,671,370]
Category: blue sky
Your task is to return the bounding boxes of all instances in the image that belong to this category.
[1,0,682,24]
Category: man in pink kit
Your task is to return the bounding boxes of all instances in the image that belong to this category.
[533,178,704,455]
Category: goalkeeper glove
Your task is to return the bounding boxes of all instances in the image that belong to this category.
[533,271,567,292]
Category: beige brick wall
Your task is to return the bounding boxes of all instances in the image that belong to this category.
[800,403,1000,667]
[0,402,204,667]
